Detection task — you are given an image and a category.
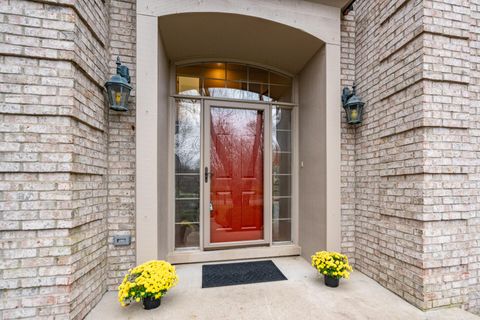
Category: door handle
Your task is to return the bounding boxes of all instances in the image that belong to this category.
[205,166,213,183]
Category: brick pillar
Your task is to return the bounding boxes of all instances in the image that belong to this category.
[0,1,109,318]
[352,0,480,313]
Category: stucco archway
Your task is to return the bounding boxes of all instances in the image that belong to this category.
[136,0,341,264]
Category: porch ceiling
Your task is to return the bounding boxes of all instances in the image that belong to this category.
[158,13,324,74]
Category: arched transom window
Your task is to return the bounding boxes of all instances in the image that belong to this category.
[176,62,293,103]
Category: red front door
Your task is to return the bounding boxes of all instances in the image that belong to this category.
[209,107,264,243]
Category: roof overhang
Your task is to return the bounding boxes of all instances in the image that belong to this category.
[306,0,351,8]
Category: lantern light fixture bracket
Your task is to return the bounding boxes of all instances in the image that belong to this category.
[342,84,357,108]
[115,56,131,84]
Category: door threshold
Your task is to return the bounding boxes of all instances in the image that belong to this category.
[166,244,301,264]
[203,241,269,251]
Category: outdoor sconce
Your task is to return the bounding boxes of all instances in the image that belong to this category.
[105,56,132,112]
[342,85,365,125]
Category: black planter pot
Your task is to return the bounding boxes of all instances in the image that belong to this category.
[324,275,339,287]
[142,296,161,310]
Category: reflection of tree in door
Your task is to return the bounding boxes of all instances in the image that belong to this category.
[210,107,264,243]
[174,100,202,248]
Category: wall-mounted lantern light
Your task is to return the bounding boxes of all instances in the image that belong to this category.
[342,85,365,125]
[105,56,132,112]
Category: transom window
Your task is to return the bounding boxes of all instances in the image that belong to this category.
[176,62,293,102]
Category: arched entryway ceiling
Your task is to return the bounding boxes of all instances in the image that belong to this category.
[158,13,325,75]
[139,0,342,46]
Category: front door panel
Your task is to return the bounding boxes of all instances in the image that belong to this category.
[209,107,264,243]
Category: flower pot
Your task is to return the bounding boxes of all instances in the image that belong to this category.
[143,296,161,310]
[324,275,339,288]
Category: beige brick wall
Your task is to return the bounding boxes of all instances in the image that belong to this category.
[106,0,136,290]
[0,0,109,318]
[351,0,480,313]
[340,11,356,263]
[2,0,480,318]
[468,0,480,313]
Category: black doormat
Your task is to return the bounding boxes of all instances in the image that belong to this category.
[202,260,287,288]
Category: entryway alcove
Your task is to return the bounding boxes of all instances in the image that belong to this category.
[136,2,342,264]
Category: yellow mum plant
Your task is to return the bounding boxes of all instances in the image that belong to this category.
[311,251,352,279]
[118,260,178,307]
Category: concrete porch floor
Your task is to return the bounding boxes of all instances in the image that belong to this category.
[86,257,479,320]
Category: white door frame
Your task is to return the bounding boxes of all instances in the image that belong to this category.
[202,100,272,249]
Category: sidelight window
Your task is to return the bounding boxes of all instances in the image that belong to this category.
[272,107,292,242]
[174,99,201,248]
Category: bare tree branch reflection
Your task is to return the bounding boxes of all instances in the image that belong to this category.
[175,100,201,173]
[210,107,264,242]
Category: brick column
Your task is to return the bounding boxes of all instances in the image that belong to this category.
[352,0,480,313]
[0,1,109,318]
